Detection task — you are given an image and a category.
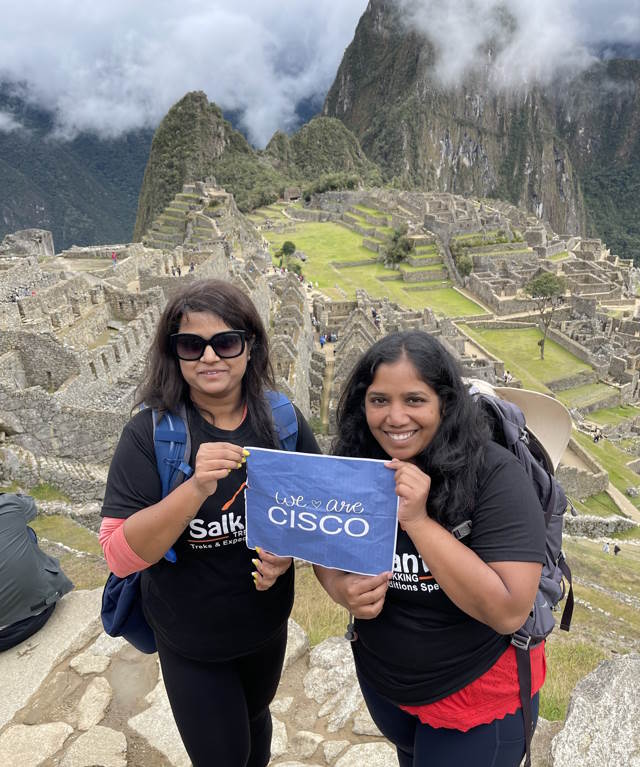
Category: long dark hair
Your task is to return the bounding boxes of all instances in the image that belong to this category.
[136,279,279,447]
[333,330,489,528]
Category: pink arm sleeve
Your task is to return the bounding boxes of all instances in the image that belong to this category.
[99,517,153,577]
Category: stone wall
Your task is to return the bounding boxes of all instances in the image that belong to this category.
[0,332,81,392]
[0,382,127,463]
[564,514,638,537]
[556,438,609,499]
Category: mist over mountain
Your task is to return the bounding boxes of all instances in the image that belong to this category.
[0,86,153,250]
[323,0,640,260]
[1,0,639,256]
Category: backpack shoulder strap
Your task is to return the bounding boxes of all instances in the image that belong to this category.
[152,403,193,496]
[151,403,193,564]
[264,390,298,452]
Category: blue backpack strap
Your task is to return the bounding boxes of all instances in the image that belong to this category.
[152,403,193,563]
[152,404,193,495]
[264,390,298,452]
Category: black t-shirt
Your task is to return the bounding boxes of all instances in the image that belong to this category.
[101,401,320,661]
[353,441,546,705]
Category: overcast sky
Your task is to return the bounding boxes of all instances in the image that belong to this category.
[0,0,638,147]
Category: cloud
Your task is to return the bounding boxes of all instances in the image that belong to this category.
[0,0,366,146]
[0,111,25,133]
[397,0,639,90]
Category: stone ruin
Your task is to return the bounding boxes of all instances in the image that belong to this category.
[4,182,640,501]
[0,183,315,501]
[1,183,640,766]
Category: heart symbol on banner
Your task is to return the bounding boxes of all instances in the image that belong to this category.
[311,499,322,509]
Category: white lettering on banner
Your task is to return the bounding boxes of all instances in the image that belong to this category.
[267,506,369,538]
[189,513,245,539]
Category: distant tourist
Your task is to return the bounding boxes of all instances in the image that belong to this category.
[0,493,73,651]
[593,428,603,444]
[189,261,195,273]
[602,542,610,554]
[99,279,320,767]
[176,265,182,277]
[614,544,621,556]
[171,266,176,277]
[503,370,513,384]
[111,251,118,269]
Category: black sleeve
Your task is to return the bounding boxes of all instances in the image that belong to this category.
[469,443,546,564]
[100,409,163,519]
[294,406,322,455]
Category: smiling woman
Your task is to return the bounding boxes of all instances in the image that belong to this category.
[315,330,547,767]
[98,279,320,767]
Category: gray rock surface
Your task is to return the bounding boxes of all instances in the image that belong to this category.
[60,725,127,767]
[322,740,350,763]
[271,716,288,759]
[127,660,190,767]
[283,618,309,672]
[0,589,102,730]
[333,742,397,767]
[551,654,640,767]
[0,722,73,767]
[290,730,324,758]
[75,676,112,731]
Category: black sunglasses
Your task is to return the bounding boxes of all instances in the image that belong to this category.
[170,330,247,361]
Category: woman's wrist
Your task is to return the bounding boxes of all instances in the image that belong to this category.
[401,512,434,539]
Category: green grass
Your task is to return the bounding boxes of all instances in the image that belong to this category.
[458,326,592,391]
[548,251,570,262]
[292,565,348,647]
[574,431,640,510]
[265,221,375,265]
[575,492,622,517]
[28,483,72,502]
[451,229,501,242]
[587,404,640,426]
[353,204,388,218]
[30,514,108,590]
[556,382,620,410]
[265,221,485,315]
[540,639,608,720]
[417,288,485,317]
[399,262,444,273]
[30,514,103,556]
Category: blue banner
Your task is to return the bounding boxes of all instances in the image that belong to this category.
[245,448,398,575]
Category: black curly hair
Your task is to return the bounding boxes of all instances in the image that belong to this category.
[333,330,489,528]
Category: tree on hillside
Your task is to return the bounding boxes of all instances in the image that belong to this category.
[281,240,296,257]
[384,225,415,268]
[524,272,566,360]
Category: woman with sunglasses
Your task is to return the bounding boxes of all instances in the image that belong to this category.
[99,279,320,767]
[315,331,546,767]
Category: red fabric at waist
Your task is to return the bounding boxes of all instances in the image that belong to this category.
[399,642,546,731]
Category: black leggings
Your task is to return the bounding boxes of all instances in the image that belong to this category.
[358,671,539,767]
[156,624,287,767]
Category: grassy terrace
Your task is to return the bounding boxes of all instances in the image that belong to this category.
[264,220,486,316]
[548,251,570,262]
[586,404,640,426]
[556,382,620,410]
[414,245,440,255]
[458,326,592,392]
[352,204,389,218]
[572,492,621,517]
[574,431,640,511]
[399,262,445,272]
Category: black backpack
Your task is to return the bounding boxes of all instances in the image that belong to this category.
[468,388,574,767]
